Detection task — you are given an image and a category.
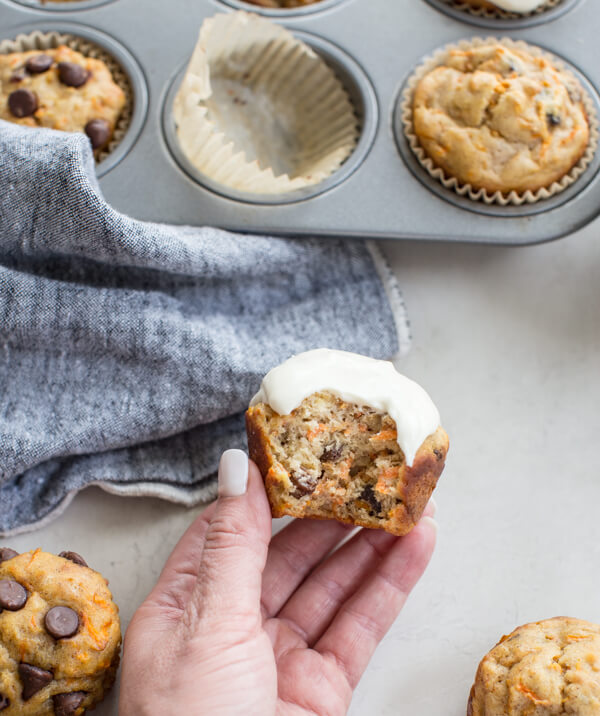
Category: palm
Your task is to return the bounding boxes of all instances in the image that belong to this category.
[120,463,435,715]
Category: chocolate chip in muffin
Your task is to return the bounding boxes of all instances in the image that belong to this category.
[53,691,86,716]
[59,551,88,568]
[321,442,344,462]
[8,88,38,118]
[9,71,25,83]
[0,548,18,563]
[0,579,28,611]
[18,664,53,700]
[547,112,561,127]
[360,484,382,516]
[57,62,89,88]
[290,468,319,497]
[45,606,80,639]
[25,54,53,74]
[0,695,9,711]
[84,119,111,150]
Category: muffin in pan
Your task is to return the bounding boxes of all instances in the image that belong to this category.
[243,0,325,6]
[0,548,121,716]
[403,38,596,204]
[0,31,132,162]
[468,617,600,715]
[246,349,448,536]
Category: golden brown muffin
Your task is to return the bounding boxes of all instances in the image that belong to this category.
[0,549,121,716]
[412,42,590,194]
[246,391,448,535]
[0,45,125,154]
[468,617,600,715]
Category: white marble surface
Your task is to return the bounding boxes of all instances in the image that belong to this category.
[8,220,600,715]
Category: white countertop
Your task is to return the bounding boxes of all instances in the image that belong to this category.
[8,221,600,715]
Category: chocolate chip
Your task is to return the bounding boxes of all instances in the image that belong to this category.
[360,485,382,515]
[547,112,561,127]
[84,119,111,150]
[9,71,25,83]
[59,551,88,568]
[321,442,343,463]
[18,664,53,700]
[45,606,79,639]
[53,692,86,716]
[433,448,443,462]
[0,579,27,611]
[57,62,89,88]
[8,88,38,118]
[0,548,19,563]
[290,469,318,498]
[0,694,9,711]
[25,54,53,74]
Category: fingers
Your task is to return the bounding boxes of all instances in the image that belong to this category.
[315,516,437,689]
[141,502,217,619]
[184,452,272,631]
[274,500,437,646]
[260,518,353,618]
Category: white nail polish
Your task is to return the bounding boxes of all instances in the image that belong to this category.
[218,449,249,497]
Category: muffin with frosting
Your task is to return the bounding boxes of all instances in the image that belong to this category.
[246,349,449,536]
[460,0,554,12]
[411,41,590,196]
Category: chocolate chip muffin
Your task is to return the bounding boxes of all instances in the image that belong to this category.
[459,0,550,11]
[0,45,125,154]
[412,42,590,195]
[468,617,600,715]
[246,391,448,536]
[0,548,121,716]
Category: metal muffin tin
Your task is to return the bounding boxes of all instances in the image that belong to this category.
[0,0,598,244]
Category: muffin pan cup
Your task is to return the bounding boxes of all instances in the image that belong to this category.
[1,0,599,244]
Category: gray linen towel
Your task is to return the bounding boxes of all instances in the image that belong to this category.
[0,121,410,535]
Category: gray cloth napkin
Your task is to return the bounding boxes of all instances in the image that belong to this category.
[0,120,410,536]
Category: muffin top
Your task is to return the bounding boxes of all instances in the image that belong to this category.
[412,43,590,194]
[468,617,600,715]
[0,45,125,152]
[0,549,121,716]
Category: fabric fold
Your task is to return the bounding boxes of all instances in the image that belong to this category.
[0,121,409,535]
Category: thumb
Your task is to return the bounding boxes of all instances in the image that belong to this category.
[185,450,272,631]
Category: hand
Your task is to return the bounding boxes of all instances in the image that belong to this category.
[119,450,437,715]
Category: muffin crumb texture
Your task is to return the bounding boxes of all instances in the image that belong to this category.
[413,43,590,195]
[246,391,448,535]
[468,617,600,715]
[0,549,121,716]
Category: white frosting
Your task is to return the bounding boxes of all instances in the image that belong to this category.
[487,0,547,12]
[250,349,441,467]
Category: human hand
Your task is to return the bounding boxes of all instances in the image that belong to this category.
[119,450,437,715]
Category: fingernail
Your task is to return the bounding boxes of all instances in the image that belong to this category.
[421,516,439,534]
[218,449,249,498]
[429,496,438,516]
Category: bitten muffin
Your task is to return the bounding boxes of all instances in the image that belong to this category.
[468,617,600,715]
[0,45,125,153]
[412,42,590,194]
[245,349,448,536]
[0,548,121,716]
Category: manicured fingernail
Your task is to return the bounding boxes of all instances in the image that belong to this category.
[429,497,438,516]
[218,449,249,497]
[421,516,438,534]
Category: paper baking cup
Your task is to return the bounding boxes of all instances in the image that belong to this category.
[0,30,133,163]
[173,12,359,194]
[400,37,599,206]
[441,0,563,20]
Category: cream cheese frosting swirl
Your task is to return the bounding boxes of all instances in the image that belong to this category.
[250,349,441,466]
[487,0,547,12]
